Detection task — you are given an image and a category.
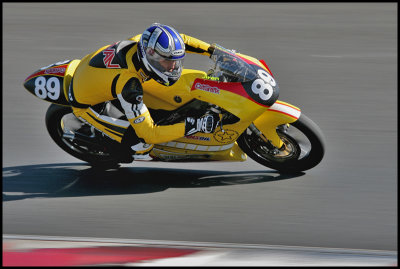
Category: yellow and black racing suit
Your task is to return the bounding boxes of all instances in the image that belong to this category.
[68,34,212,160]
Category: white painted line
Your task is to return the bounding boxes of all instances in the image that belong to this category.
[311,53,396,59]
[134,250,228,267]
[3,234,396,257]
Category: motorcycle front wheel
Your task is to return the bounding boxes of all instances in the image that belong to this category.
[45,104,121,167]
[237,113,326,173]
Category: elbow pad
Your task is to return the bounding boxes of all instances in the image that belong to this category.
[117,77,147,119]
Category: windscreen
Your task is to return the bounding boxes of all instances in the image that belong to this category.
[207,44,258,83]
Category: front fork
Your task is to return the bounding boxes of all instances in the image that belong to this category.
[252,100,301,148]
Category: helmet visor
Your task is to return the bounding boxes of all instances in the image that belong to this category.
[145,48,184,78]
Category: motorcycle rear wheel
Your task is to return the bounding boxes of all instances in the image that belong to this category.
[45,104,121,167]
[237,113,326,173]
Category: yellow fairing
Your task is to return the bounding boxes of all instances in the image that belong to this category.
[191,87,266,121]
[142,69,207,110]
[236,53,266,70]
[152,141,246,162]
[142,69,251,161]
[63,59,81,99]
[253,100,301,148]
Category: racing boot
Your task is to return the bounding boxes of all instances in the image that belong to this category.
[62,113,85,134]
[131,142,153,161]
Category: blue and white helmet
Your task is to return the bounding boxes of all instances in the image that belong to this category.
[138,23,185,86]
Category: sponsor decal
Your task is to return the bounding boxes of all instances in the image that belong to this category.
[134,116,145,124]
[171,49,184,56]
[44,67,66,75]
[213,129,239,143]
[102,47,121,68]
[25,64,69,82]
[185,135,211,141]
[195,83,220,94]
[204,75,220,81]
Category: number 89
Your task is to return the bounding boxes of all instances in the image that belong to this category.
[34,77,60,100]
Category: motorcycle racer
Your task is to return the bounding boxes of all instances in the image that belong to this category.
[67,23,218,162]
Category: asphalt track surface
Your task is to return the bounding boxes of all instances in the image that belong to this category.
[3,3,397,253]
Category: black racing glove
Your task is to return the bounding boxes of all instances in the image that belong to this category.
[185,113,219,136]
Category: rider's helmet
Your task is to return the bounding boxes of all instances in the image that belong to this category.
[137,23,185,86]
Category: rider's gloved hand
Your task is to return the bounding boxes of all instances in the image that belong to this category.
[185,113,219,136]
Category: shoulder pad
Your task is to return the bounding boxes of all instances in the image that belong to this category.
[115,41,136,68]
[89,41,136,69]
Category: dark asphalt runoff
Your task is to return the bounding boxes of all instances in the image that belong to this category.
[3,3,397,251]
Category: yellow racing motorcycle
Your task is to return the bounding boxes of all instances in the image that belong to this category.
[24,44,325,172]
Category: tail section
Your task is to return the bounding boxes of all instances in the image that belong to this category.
[23,59,80,106]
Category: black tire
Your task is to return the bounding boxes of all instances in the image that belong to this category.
[237,113,326,173]
[45,104,120,167]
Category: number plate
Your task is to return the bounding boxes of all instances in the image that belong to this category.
[23,61,71,106]
[243,68,279,107]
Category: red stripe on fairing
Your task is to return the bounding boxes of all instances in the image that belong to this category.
[275,101,301,111]
[192,79,247,97]
[24,64,69,82]
[191,78,270,108]
[259,59,274,77]
[3,246,199,266]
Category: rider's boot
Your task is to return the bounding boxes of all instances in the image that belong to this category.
[131,142,153,161]
[62,113,84,134]
[62,112,96,137]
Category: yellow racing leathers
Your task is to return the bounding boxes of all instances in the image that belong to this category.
[68,34,212,161]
